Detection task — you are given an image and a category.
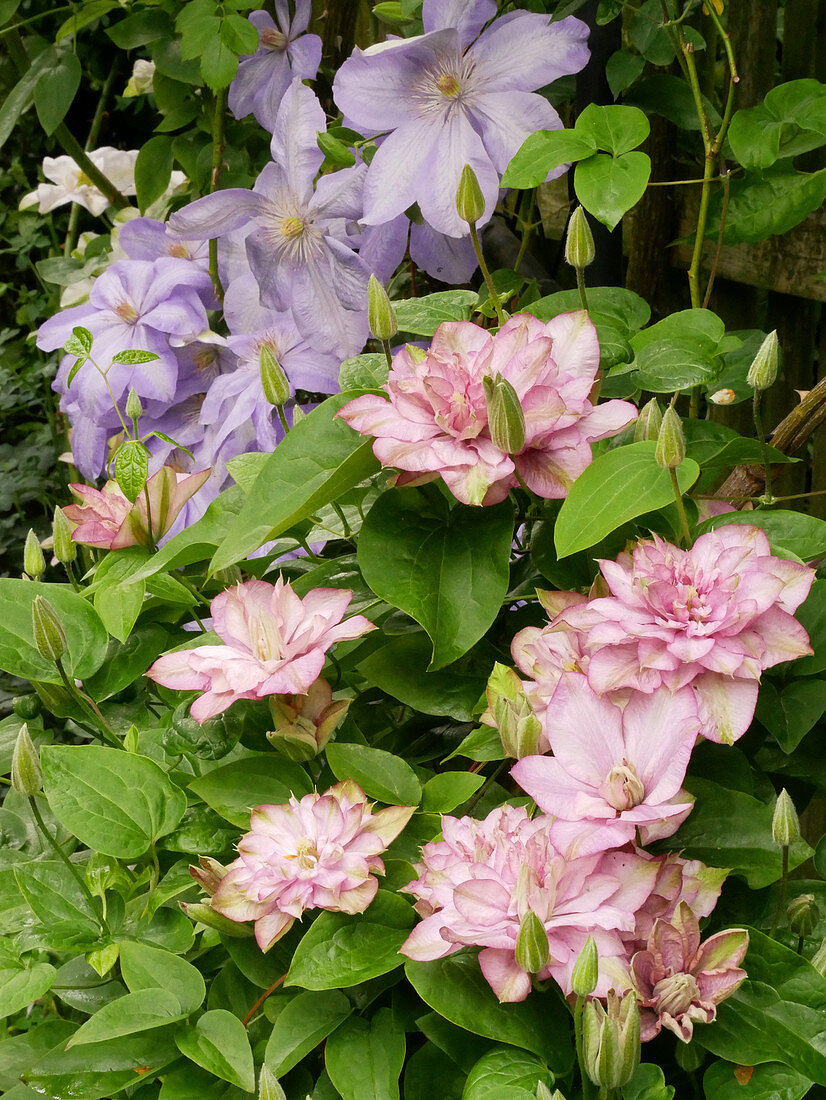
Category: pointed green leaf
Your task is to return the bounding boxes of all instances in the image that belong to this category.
[175,1009,255,1092]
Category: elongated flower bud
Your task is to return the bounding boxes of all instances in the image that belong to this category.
[634,398,663,443]
[515,910,550,974]
[190,856,227,897]
[125,387,143,421]
[655,406,686,470]
[24,530,46,579]
[788,893,819,937]
[582,990,640,1090]
[32,595,66,663]
[484,374,526,455]
[565,206,595,270]
[456,163,485,225]
[485,663,542,759]
[180,901,254,937]
[747,330,779,391]
[260,344,291,407]
[11,723,42,795]
[53,507,77,565]
[772,788,800,847]
[259,1065,287,1100]
[571,935,598,996]
[368,274,398,342]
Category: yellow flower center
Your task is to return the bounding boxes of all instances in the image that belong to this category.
[281,216,305,239]
[436,72,462,98]
[114,300,139,322]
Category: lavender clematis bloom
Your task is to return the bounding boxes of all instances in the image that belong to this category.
[358,214,478,285]
[119,216,210,270]
[169,81,370,357]
[333,0,590,237]
[228,2,322,131]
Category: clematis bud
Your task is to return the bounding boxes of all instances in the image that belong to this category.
[564,206,595,270]
[180,901,254,937]
[709,388,736,405]
[485,663,542,759]
[634,398,663,443]
[772,788,800,847]
[125,387,143,421]
[747,330,780,391]
[32,595,66,663]
[267,679,349,761]
[655,406,686,470]
[787,893,819,938]
[260,344,291,407]
[582,990,640,1090]
[368,274,398,342]
[52,507,77,565]
[484,373,526,455]
[24,530,46,579]
[535,1085,561,1100]
[11,724,42,795]
[12,695,39,720]
[515,910,550,973]
[456,163,485,225]
[190,856,227,897]
[259,1065,287,1100]
[811,938,826,977]
[571,935,598,996]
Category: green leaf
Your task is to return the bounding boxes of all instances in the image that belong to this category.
[707,167,826,245]
[702,1060,812,1099]
[119,940,205,1013]
[188,754,312,828]
[631,339,718,392]
[755,679,826,752]
[135,135,175,213]
[114,440,150,503]
[404,1042,466,1100]
[695,930,826,1085]
[682,419,795,469]
[265,990,351,1076]
[221,11,258,54]
[0,48,54,154]
[41,745,187,859]
[33,50,81,134]
[524,287,650,369]
[0,1020,76,1093]
[625,74,720,132]
[574,151,651,231]
[420,771,484,812]
[445,726,505,763]
[66,990,186,1047]
[698,509,826,561]
[325,1008,405,1100]
[14,860,102,939]
[23,1031,179,1099]
[131,486,246,579]
[729,79,826,170]
[287,891,415,990]
[666,777,813,889]
[575,103,650,156]
[554,442,700,558]
[463,1046,553,1098]
[359,488,513,668]
[175,1010,255,1091]
[790,580,826,677]
[622,1063,674,1099]
[84,624,171,701]
[55,0,119,40]
[605,49,645,98]
[201,33,240,91]
[0,964,56,1022]
[326,742,421,805]
[93,579,145,643]
[106,9,173,47]
[0,579,108,683]
[339,353,388,391]
[318,130,357,168]
[211,394,380,572]
[392,291,478,336]
[501,129,596,189]
[357,633,487,721]
[405,952,573,1071]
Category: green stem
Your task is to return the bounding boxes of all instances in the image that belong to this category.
[576,266,590,313]
[469,222,506,326]
[381,338,393,371]
[769,845,789,939]
[670,467,692,546]
[29,795,111,936]
[66,58,120,253]
[752,391,774,504]
[276,404,291,435]
[55,659,120,748]
[64,559,81,591]
[464,760,507,813]
[208,88,227,303]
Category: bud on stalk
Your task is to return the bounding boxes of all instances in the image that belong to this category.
[32,595,66,663]
[582,990,640,1090]
[564,206,595,270]
[515,910,550,974]
[24,530,46,579]
[456,163,485,225]
[772,789,800,847]
[11,723,42,795]
[747,330,780,391]
[634,398,663,443]
[484,374,526,455]
[125,386,143,421]
[655,406,686,470]
[260,344,291,408]
[571,935,598,996]
[52,507,77,565]
[180,901,253,937]
[787,893,819,938]
[368,274,398,342]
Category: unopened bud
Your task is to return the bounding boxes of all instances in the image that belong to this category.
[709,388,736,406]
[534,1085,560,1100]
[655,406,686,469]
[772,788,800,847]
[515,910,550,974]
[24,530,46,579]
[634,398,662,443]
[810,937,826,976]
[53,507,76,565]
[260,344,291,407]
[484,663,542,759]
[571,935,598,996]
[565,206,595,270]
[11,724,42,795]
[12,695,40,720]
[259,1065,287,1100]
[190,855,227,897]
[788,893,819,938]
[456,163,485,225]
[180,901,253,937]
[368,274,398,342]
[582,990,640,1090]
[675,1042,705,1073]
[32,595,66,663]
[125,387,143,421]
[747,330,780,391]
[484,373,526,455]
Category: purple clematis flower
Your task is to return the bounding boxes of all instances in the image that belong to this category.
[169,81,370,357]
[358,213,478,285]
[333,0,590,237]
[228,2,322,131]
[119,215,210,270]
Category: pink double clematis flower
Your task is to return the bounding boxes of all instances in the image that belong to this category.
[63,467,211,550]
[212,780,415,951]
[337,312,636,507]
[147,577,375,721]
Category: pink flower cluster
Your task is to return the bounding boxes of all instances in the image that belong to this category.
[338,312,636,506]
[213,780,414,950]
